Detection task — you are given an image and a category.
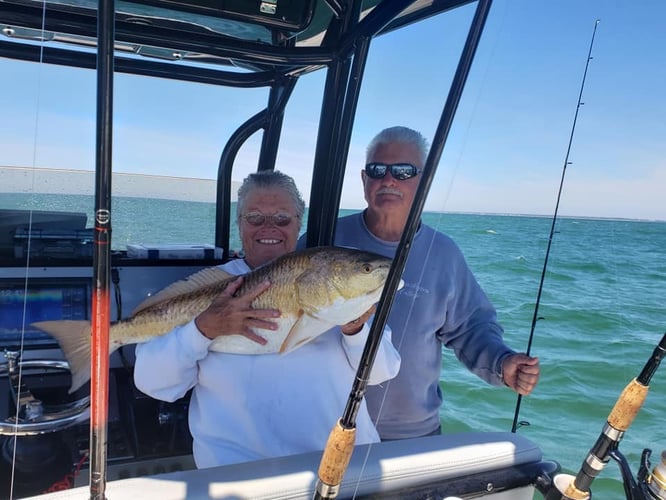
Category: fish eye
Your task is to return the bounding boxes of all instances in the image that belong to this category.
[362,264,373,273]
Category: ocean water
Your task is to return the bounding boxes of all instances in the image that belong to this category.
[2,193,666,499]
[431,213,666,499]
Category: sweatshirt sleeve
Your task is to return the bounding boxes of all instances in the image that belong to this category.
[442,316,515,386]
[133,319,213,402]
[435,249,515,386]
[340,316,401,385]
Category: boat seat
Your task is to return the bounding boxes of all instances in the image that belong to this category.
[29,431,543,499]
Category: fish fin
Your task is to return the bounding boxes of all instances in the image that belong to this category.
[131,267,234,315]
[279,313,335,354]
[31,320,92,393]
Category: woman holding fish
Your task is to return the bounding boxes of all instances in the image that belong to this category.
[133,170,401,468]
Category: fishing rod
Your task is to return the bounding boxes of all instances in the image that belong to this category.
[511,19,600,434]
[89,0,115,497]
[545,332,666,500]
[312,1,493,498]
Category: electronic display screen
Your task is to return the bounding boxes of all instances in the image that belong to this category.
[0,282,89,346]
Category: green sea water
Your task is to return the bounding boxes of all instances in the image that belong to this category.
[430,213,666,499]
[2,193,665,499]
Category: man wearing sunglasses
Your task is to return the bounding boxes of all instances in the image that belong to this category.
[332,126,541,441]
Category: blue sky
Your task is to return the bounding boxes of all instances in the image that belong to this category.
[1,0,665,220]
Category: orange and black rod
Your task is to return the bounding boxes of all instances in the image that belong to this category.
[89,0,115,497]
[313,1,493,498]
[562,332,666,500]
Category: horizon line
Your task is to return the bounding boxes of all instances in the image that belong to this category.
[2,166,663,223]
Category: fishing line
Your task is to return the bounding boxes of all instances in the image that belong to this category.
[431,0,508,217]
[8,3,50,498]
[510,19,601,434]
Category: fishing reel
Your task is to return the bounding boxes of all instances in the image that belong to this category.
[610,447,666,500]
[643,450,666,499]
[0,350,90,496]
[0,350,90,436]
[544,332,666,500]
[546,446,666,500]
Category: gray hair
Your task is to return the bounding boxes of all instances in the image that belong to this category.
[236,169,306,224]
[366,126,429,165]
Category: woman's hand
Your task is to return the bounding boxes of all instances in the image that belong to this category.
[195,276,280,345]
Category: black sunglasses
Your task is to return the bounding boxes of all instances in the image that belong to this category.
[365,163,422,181]
[240,212,297,227]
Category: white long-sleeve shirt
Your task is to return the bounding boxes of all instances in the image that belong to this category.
[134,258,400,468]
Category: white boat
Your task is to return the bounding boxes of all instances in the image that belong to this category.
[0,0,664,498]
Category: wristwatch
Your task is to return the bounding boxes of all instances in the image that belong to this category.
[496,352,513,386]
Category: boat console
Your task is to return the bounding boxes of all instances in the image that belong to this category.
[0,208,218,496]
[0,358,194,496]
[0,262,204,497]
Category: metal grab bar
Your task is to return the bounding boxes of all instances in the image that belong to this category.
[0,353,90,436]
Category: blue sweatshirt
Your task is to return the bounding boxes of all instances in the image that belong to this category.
[325,211,513,440]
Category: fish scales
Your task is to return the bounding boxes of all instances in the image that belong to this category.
[241,251,343,315]
[112,281,231,346]
[239,252,308,314]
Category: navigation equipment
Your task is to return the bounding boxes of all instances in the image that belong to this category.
[0,280,90,348]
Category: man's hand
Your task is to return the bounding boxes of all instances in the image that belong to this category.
[195,277,280,345]
[502,354,540,396]
[341,304,377,336]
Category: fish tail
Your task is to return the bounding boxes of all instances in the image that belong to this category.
[31,320,92,393]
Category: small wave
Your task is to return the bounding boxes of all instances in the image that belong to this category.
[485,229,497,234]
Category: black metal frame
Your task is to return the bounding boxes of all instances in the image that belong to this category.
[0,0,476,261]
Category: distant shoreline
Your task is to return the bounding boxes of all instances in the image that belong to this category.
[0,165,238,203]
[425,210,665,223]
[2,166,663,223]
